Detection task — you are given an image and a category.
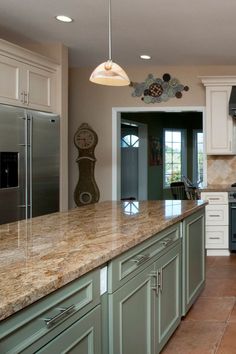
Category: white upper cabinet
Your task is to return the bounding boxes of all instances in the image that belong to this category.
[0,40,58,113]
[206,85,234,154]
[0,55,23,105]
[23,64,56,111]
[201,76,236,155]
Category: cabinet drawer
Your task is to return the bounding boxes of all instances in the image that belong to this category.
[108,223,180,293]
[201,192,228,205]
[205,204,228,225]
[0,269,100,354]
[36,305,101,354]
[206,226,229,249]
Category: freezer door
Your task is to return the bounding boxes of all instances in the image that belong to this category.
[30,111,59,217]
[0,105,26,224]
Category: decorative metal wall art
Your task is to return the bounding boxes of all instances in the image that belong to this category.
[130,73,189,104]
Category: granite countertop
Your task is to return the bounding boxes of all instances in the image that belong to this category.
[0,200,206,321]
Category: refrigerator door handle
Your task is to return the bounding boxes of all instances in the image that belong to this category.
[29,115,33,218]
[24,115,28,220]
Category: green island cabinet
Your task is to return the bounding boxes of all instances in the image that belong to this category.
[0,269,102,354]
[0,208,205,354]
[106,207,205,354]
[106,223,182,354]
[182,209,206,316]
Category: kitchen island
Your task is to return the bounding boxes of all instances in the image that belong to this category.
[0,200,207,354]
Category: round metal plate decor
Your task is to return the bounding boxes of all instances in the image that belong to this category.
[130,73,189,103]
[149,83,163,97]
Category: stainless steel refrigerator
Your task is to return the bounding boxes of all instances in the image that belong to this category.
[0,104,60,225]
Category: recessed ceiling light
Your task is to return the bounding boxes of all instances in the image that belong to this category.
[55,15,73,23]
[140,54,151,60]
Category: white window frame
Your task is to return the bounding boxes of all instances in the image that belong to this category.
[193,129,203,187]
[163,128,187,188]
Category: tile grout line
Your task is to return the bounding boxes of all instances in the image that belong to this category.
[213,295,236,353]
[214,322,228,354]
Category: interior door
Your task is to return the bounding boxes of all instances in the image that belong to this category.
[121,144,139,200]
[120,120,147,201]
[0,105,26,224]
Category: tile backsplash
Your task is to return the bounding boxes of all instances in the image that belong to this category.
[207,156,236,185]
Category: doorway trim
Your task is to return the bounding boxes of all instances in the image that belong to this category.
[112,106,206,201]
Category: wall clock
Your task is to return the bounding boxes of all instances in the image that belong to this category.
[74,123,100,206]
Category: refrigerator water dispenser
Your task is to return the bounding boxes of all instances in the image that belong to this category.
[0,152,18,188]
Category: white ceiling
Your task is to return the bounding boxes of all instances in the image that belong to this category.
[0,0,236,67]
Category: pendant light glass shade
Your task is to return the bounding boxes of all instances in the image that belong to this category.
[90,60,130,86]
[89,0,130,86]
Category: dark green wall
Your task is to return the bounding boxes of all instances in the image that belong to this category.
[121,112,202,200]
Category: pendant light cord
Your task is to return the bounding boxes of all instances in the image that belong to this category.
[108,0,112,61]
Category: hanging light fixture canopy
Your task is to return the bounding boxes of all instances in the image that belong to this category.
[89,0,130,86]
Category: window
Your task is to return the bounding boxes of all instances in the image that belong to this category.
[163,129,186,188]
[193,130,203,186]
[121,134,139,148]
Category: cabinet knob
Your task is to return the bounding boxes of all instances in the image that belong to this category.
[130,254,150,266]
[20,91,24,103]
[24,91,29,105]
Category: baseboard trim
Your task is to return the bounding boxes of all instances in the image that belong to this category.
[206,249,230,256]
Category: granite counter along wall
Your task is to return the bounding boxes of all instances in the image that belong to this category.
[207,155,236,185]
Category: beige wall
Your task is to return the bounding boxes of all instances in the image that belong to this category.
[69,65,236,208]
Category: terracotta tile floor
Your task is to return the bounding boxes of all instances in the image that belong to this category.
[162,254,236,354]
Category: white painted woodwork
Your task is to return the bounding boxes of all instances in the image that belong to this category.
[201,191,228,204]
[201,191,229,251]
[206,226,229,249]
[0,55,22,105]
[206,86,235,154]
[207,249,230,256]
[200,76,236,155]
[205,204,228,226]
[0,39,57,113]
[24,65,56,111]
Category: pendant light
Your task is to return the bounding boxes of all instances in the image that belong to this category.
[89,0,130,86]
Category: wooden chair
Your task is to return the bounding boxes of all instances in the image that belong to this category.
[170,182,188,200]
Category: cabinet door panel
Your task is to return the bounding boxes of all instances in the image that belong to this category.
[36,305,101,354]
[182,209,205,315]
[205,204,228,225]
[201,192,228,205]
[206,225,228,249]
[25,65,56,112]
[154,243,181,353]
[206,86,233,154]
[0,55,23,105]
[108,263,154,354]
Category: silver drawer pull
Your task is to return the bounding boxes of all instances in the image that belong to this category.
[44,304,75,329]
[149,271,157,292]
[209,197,220,200]
[209,237,220,240]
[209,214,220,217]
[130,254,150,266]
